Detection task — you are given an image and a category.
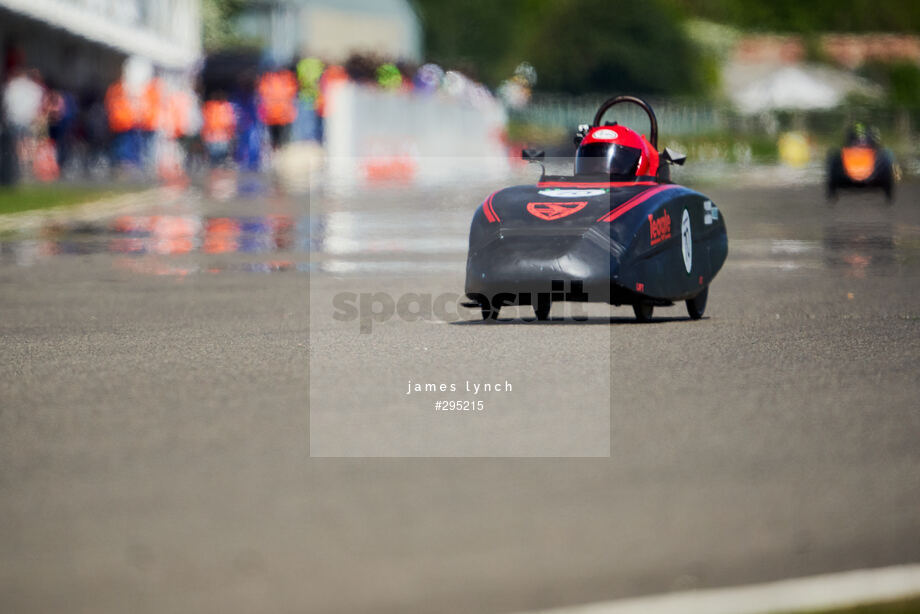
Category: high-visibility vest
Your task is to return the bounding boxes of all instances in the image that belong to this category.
[201,100,236,144]
[137,79,162,132]
[297,57,324,102]
[257,70,298,126]
[104,82,135,133]
[166,91,191,139]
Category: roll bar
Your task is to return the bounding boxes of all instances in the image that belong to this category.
[592,95,658,149]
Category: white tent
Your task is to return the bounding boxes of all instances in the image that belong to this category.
[725,63,882,114]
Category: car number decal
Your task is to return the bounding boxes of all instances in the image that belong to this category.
[681,209,692,274]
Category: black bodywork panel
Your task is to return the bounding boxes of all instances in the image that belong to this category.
[465,179,728,307]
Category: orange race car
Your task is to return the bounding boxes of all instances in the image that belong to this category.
[826,124,897,202]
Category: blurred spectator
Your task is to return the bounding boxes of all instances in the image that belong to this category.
[396,61,418,87]
[1,44,21,184]
[497,62,536,110]
[344,53,380,84]
[137,77,162,170]
[413,63,444,94]
[104,78,140,168]
[0,110,15,185]
[376,63,403,91]
[3,68,46,182]
[46,85,77,172]
[257,68,298,150]
[295,57,324,142]
[165,85,202,172]
[0,45,500,186]
[104,56,159,172]
[296,57,324,103]
[315,64,348,143]
[201,92,236,166]
[232,70,262,171]
[3,67,43,135]
[78,92,110,178]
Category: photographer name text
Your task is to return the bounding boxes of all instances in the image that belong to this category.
[407,380,512,395]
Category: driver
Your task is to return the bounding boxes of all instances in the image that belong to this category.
[846,122,875,147]
[574,124,659,179]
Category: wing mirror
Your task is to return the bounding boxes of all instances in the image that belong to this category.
[573,124,590,146]
[522,148,546,178]
[522,148,545,162]
[662,147,686,166]
[657,148,686,183]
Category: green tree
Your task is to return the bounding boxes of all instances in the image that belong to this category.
[522,0,705,95]
[672,0,920,32]
[411,0,539,84]
[412,0,707,96]
[202,0,251,51]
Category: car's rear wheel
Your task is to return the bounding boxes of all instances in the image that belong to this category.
[633,302,654,322]
[686,287,708,320]
[534,300,551,321]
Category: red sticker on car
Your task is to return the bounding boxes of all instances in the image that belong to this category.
[526,201,588,221]
[648,209,672,245]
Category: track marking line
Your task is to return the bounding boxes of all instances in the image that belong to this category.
[520,564,920,614]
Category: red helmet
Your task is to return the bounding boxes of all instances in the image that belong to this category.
[575,124,659,179]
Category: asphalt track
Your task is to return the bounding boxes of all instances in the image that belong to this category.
[1,175,919,613]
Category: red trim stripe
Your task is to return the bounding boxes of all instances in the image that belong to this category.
[597,185,679,222]
[482,192,500,223]
[537,180,659,189]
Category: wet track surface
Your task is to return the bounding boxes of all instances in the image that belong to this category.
[1,175,919,612]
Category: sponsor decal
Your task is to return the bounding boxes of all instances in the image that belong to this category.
[526,201,587,221]
[648,209,672,245]
[703,199,718,225]
[681,209,692,274]
[592,128,619,140]
[537,188,607,198]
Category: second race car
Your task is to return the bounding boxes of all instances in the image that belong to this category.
[827,123,897,201]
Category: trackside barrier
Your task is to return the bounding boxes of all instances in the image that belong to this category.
[324,82,511,191]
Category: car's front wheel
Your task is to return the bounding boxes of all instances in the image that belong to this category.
[633,302,654,322]
[686,287,708,320]
[883,178,894,202]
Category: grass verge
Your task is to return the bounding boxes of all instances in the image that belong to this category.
[0,184,134,216]
[795,595,920,614]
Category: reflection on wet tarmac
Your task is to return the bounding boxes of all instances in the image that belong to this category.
[1,188,918,277]
[823,220,897,276]
[0,207,469,276]
[1,213,304,269]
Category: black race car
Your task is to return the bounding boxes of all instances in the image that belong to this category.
[464,95,728,322]
[827,124,896,201]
